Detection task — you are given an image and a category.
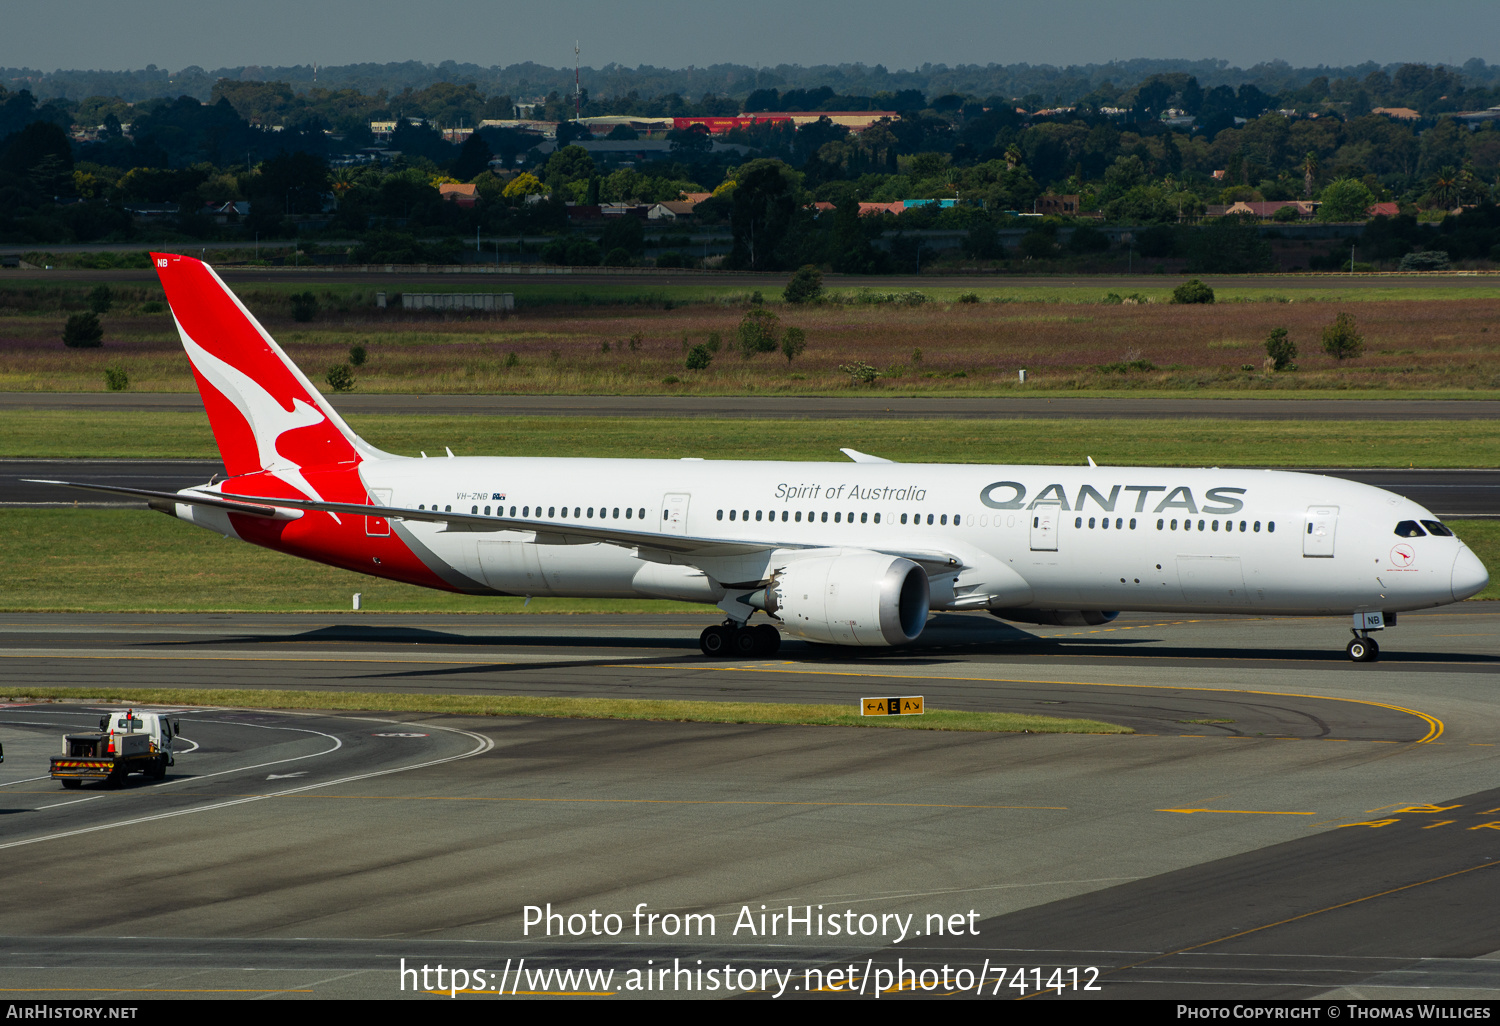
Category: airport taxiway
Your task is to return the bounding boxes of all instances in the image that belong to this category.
[0,609,1496,998]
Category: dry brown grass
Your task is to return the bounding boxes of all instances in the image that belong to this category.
[3,295,1499,394]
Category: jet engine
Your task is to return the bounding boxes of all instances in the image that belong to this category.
[750,552,930,646]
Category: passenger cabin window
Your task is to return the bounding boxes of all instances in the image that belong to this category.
[1395,520,1426,538]
[1423,520,1454,537]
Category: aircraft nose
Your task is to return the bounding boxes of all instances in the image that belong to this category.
[1452,546,1489,601]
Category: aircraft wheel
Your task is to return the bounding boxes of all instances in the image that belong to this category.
[700,625,732,657]
[732,628,761,656]
[754,624,782,655]
[1347,637,1379,663]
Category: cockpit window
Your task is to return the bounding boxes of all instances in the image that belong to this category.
[1421,520,1454,537]
[1394,521,1426,538]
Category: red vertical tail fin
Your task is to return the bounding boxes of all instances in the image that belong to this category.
[152,253,386,494]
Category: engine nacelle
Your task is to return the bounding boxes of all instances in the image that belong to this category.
[990,609,1119,627]
[756,552,930,646]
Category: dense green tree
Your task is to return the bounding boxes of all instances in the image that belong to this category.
[389,119,454,163]
[1,121,74,192]
[541,144,596,188]
[1321,312,1365,360]
[729,158,802,271]
[737,306,781,357]
[1184,217,1273,273]
[1171,279,1215,304]
[62,312,103,347]
[449,132,493,181]
[780,326,807,364]
[246,150,331,215]
[1265,327,1297,370]
[783,264,824,303]
[1317,178,1376,222]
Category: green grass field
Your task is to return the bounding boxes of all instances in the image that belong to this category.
[4,509,1497,610]
[6,411,1500,466]
[9,273,1500,396]
[0,687,1130,734]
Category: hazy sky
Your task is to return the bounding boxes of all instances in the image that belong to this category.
[5,0,1498,73]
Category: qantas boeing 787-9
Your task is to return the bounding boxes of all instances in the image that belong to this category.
[33,254,1489,661]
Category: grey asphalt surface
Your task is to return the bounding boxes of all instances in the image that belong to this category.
[6,390,1500,421]
[7,459,1500,516]
[0,608,1497,998]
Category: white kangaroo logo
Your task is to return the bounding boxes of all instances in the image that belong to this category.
[177,323,337,515]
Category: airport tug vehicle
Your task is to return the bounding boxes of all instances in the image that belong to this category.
[51,709,178,788]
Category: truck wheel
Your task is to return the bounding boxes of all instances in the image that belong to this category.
[61,779,81,790]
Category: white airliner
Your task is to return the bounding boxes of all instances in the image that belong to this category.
[37,254,1489,662]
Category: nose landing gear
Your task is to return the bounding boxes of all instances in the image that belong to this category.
[1347,632,1380,663]
[700,621,781,657]
[1346,611,1391,663]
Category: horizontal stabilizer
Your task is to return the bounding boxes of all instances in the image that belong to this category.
[840,447,896,464]
[23,479,300,520]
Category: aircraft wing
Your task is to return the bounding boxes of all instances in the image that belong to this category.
[30,479,966,570]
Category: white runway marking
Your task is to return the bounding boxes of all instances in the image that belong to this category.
[0,720,492,852]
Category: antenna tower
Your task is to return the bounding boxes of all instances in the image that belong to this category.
[574,42,581,121]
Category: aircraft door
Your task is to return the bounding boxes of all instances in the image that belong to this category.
[1029,504,1060,551]
[1303,506,1339,557]
[365,489,391,537]
[662,493,691,535]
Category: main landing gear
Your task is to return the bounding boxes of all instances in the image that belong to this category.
[700,621,782,658]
